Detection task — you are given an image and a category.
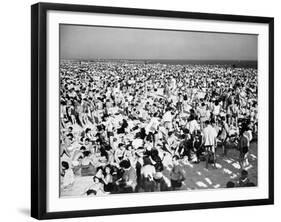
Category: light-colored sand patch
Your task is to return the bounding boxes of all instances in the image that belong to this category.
[185,162,194,168]
[196,181,208,188]
[250,154,257,159]
[213,184,221,188]
[223,168,233,175]
[230,174,238,179]
[223,159,232,164]
[215,163,222,169]
[244,164,253,171]
[232,162,241,169]
[205,178,212,185]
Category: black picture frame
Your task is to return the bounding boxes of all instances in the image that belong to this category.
[31,2,274,220]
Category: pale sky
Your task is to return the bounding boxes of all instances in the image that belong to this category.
[60,24,257,61]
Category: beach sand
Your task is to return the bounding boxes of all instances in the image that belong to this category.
[61,141,257,197]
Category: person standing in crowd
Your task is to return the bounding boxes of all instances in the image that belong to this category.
[239,125,252,169]
[202,120,218,169]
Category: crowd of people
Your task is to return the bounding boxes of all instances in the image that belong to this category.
[59,60,258,196]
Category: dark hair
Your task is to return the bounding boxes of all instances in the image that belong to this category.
[80,146,86,151]
[226,181,235,188]
[83,150,91,157]
[119,159,131,169]
[66,133,74,139]
[93,176,100,182]
[183,128,190,134]
[168,131,173,137]
[118,143,125,148]
[97,125,103,131]
[86,189,97,196]
[241,170,248,177]
[60,100,67,106]
[61,161,69,170]
[146,133,153,142]
[189,115,195,121]
[151,149,159,157]
[96,166,104,174]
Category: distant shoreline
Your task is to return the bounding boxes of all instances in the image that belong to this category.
[61,59,258,68]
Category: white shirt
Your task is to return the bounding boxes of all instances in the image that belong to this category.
[162,111,173,122]
[186,119,200,134]
[183,101,192,112]
[202,125,217,146]
[213,105,221,116]
[141,165,156,179]
[243,130,253,147]
[145,117,160,133]
[132,138,143,149]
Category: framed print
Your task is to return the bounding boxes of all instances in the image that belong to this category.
[31,2,274,220]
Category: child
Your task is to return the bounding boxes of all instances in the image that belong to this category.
[238,170,250,187]
[226,181,235,188]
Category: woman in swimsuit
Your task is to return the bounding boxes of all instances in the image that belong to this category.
[114,143,126,164]
[80,151,96,176]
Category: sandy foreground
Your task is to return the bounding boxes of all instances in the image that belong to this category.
[61,142,257,197]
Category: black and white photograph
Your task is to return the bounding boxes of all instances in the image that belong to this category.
[59,24,258,197]
[0,0,278,221]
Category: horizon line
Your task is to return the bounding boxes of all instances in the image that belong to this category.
[60,58,258,62]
